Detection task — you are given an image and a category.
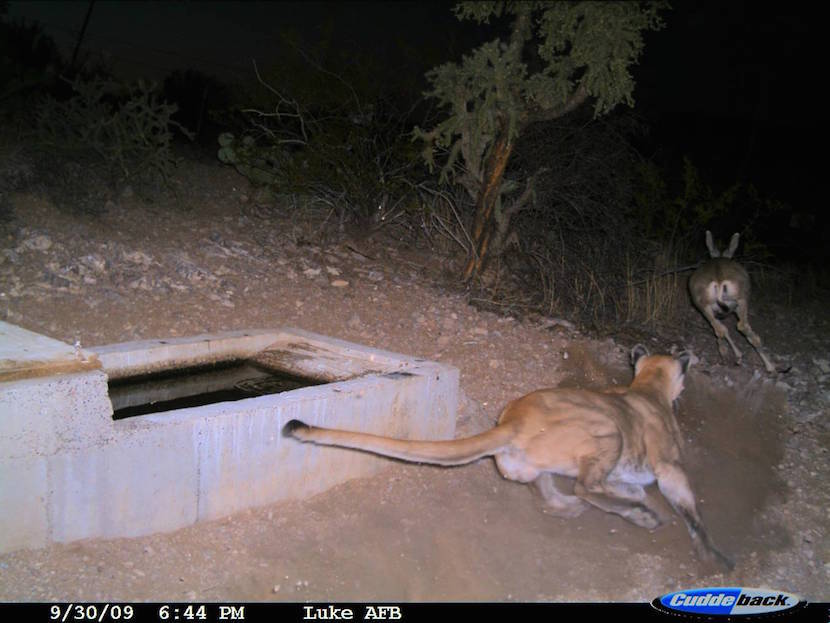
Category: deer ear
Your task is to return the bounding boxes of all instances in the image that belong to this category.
[675,351,692,374]
[631,344,649,368]
[724,233,740,259]
[705,230,719,257]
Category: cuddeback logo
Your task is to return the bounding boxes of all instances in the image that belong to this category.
[653,587,804,618]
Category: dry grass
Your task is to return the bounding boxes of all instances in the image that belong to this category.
[620,249,687,328]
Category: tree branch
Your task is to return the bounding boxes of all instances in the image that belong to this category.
[525,82,590,126]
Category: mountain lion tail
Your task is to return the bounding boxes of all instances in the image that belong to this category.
[282,419,514,466]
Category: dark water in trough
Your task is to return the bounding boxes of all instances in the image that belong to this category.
[109,360,321,419]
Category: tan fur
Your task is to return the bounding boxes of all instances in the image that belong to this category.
[283,346,733,568]
[689,231,775,373]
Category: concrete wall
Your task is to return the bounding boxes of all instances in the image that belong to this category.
[0,325,458,553]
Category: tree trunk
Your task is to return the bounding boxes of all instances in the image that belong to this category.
[462,125,515,282]
[461,82,589,283]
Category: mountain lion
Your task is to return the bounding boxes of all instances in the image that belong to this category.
[283,345,733,568]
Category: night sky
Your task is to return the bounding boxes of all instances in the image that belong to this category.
[631,2,819,210]
[6,1,821,216]
[7,2,463,80]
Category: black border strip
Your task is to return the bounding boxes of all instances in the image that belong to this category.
[0,602,826,623]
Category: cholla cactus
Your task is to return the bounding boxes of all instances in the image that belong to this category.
[34,77,193,186]
[415,1,666,281]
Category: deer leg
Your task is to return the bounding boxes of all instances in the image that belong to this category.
[735,299,776,373]
[534,473,588,518]
[655,461,734,569]
[701,305,743,365]
[573,438,662,529]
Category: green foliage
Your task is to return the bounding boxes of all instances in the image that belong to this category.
[633,157,729,245]
[534,2,664,113]
[632,156,788,258]
[416,1,666,189]
[33,77,193,188]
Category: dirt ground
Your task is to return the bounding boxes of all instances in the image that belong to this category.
[0,160,827,603]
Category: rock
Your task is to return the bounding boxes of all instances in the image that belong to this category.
[123,250,153,265]
[128,277,154,291]
[1,249,20,264]
[540,317,575,331]
[81,254,107,272]
[331,279,349,287]
[253,187,276,206]
[21,235,52,251]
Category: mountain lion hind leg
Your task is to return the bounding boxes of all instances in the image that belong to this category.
[572,437,663,530]
[534,473,588,518]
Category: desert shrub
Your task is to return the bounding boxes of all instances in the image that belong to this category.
[466,109,646,326]
[218,62,426,231]
[33,76,193,191]
[162,69,231,149]
[631,156,784,255]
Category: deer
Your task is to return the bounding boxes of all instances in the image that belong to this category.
[688,231,776,373]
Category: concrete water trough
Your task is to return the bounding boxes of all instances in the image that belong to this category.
[0,322,458,554]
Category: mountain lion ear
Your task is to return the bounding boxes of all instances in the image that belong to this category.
[631,344,649,367]
[675,351,692,374]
